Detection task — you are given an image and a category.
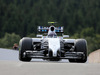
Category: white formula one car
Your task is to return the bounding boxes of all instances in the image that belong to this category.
[19,22,87,63]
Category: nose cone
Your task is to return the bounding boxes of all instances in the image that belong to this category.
[48,38,60,57]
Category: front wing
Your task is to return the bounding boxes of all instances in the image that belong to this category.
[23,51,84,59]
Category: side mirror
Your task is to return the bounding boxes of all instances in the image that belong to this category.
[63,35,69,38]
[36,35,43,38]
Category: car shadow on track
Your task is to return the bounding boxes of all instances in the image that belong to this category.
[30,59,69,63]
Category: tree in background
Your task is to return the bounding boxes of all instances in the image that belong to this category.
[0,33,21,48]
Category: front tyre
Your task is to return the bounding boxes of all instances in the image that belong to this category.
[19,38,32,62]
[69,39,87,63]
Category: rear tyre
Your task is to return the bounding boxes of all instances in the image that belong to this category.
[19,38,32,62]
[69,39,87,63]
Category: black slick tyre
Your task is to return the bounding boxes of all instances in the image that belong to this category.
[69,39,87,63]
[19,38,32,62]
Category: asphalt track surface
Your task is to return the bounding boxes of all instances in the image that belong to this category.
[0,48,100,75]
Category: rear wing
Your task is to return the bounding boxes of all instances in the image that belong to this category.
[38,26,64,33]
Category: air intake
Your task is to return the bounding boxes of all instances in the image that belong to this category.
[50,27,55,31]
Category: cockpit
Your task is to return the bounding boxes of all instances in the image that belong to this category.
[48,32,57,38]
